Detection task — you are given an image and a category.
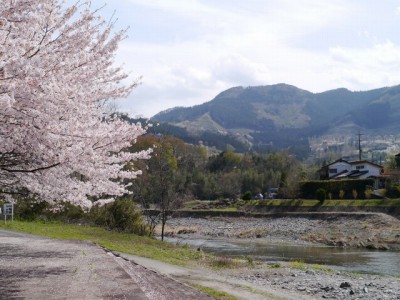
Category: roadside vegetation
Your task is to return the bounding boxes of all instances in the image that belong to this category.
[0,220,206,267]
[0,219,255,271]
[189,285,238,300]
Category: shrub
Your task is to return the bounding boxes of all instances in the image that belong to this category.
[209,256,237,269]
[244,256,254,266]
[364,189,372,199]
[242,191,252,200]
[89,197,150,235]
[315,188,326,203]
[14,198,51,221]
[339,189,345,199]
[12,197,87,222]
[352,189,358,199]
[385,181,400,198]
[300,179,374,199]
[53,202,86,222]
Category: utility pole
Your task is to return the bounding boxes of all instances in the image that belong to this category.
[357,132,363,161]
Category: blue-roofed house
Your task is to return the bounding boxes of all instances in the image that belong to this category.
[318,158,385,189]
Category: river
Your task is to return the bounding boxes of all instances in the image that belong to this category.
[164,236,400,276]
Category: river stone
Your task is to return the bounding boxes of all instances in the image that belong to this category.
[321,286,334,292]
[379,244,390,250]
[340,282,352,289]
[306,270,316,275]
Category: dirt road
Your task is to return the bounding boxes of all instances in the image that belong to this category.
[0,229,211,300]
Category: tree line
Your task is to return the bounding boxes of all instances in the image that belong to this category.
[129,135,307,202]
[127,134,310,239]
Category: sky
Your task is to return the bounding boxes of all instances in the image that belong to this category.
[74,0,400,118]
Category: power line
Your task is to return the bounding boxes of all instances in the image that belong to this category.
[357,132,364,161]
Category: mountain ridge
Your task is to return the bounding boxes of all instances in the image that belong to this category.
[151,83,400,156]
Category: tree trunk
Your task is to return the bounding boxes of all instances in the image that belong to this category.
[161,211,166,241]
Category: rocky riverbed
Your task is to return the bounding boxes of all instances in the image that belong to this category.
[156,213,400,299]
[161,213,400,250]
[217,262,400,299]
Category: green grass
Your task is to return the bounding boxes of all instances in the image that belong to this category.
[238,284,286,300]
[289,260,306,270]
[190,284,238,300]
[0,220,206,267]
[208,256,239,269]
[180,200,211,210]
[289,260,334,273]
[0,220,261,271]
[210,207,238,212]
[310,264,334,273]
[180,198,400,213]
[192,283,284,300]
[321,199,400,207]
[244,199,319,207]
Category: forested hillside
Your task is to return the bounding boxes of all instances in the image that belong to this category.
[151,84,400,157]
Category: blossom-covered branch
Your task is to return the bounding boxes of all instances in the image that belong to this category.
[0,0,150,208]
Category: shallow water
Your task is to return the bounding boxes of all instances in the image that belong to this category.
[164,236,400,276]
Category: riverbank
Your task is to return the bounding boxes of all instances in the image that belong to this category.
[2,219,399,299]
[119,249,400,300]
[214,260,400,299]
[160,213,400,251]
[154,213,400,299]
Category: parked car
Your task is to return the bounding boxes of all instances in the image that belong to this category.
[254,193,264,200]
[268,188,278,199]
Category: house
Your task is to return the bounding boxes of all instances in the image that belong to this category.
[395,153,400,169]
[318,158,385,189]
[380,153,400,182]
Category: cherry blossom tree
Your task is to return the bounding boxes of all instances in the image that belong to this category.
[0,0,150,209]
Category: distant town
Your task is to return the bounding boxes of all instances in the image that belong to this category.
[309,133,400,164]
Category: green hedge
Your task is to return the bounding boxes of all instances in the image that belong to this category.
[300,179,374,199]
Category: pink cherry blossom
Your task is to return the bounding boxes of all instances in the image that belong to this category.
[0,0,150,209]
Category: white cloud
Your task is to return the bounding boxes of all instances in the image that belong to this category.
[327,41,400,89]
[75,0,400,117]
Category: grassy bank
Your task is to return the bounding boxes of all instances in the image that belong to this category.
[248,198,400,207]
[0,220,205,267]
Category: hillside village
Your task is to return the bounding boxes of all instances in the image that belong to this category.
[309,134,400,162]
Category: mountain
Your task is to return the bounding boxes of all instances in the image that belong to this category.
[151,84,400,156]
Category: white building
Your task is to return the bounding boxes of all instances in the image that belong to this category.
[320,159,383,180]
